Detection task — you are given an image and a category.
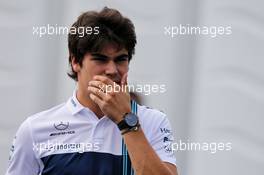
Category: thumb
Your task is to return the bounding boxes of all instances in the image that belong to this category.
[121,72,128,86]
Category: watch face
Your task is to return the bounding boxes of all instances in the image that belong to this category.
[125,113,138,127]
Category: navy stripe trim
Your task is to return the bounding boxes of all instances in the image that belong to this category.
[122,100,137,175]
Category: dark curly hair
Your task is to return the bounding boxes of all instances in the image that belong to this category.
[67,7,137,81]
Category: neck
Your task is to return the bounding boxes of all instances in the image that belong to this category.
[76,88,104,119]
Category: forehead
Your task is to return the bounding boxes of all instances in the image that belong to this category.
[97,44,128,57]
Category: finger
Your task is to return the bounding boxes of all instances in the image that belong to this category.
[89,93,104,106]
[89,80,107,92]
[121,73,129,93]
[121,72,128,86]
[89,80,116,94]
[93,75,115,86]
[88,86,107,99]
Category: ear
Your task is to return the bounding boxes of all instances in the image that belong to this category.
[71,56,81,72]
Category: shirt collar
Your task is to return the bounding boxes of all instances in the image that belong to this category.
[66,89,85,115]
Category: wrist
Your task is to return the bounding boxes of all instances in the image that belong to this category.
[115,110,131,124]
[121,124,140,135]
[117,112,139,131]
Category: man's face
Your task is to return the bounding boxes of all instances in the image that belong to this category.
[73,44,129,96]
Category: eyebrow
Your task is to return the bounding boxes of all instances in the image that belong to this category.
[91,53,129,60]
[91,53,108,58]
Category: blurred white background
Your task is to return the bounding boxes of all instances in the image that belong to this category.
[1,0,264,174]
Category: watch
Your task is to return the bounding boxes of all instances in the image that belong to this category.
[117,113,140,132]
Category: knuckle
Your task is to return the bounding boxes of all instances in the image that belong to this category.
[98,85,104,92]
[109,91,116,97]
[106,85,112,93]
[90,87,95,93]
[101,101,107,109]
[96,89,101,95]
[101,77,108,83]
[99,81,104,87]
[105,95,112,102]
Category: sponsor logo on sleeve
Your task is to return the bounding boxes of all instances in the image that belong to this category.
[160,128,174,153]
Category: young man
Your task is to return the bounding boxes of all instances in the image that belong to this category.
[6,7,178,175]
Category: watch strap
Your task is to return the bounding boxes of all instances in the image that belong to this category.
[121,124,140,135]
[117,113,129,130]
[117,100,138,131]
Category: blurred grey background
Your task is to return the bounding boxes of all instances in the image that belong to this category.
[0,0,264,174]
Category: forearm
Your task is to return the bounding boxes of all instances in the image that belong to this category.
[123,128,176,175]
[87,76,177,174]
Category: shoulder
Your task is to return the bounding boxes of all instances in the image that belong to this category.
[16,103,67,140]
[137,104,171,137]
[137,104,167,122]
[26,102,67,124]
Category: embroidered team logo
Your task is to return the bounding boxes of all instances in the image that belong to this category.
[50,122,75,137]
[54,121,69,130]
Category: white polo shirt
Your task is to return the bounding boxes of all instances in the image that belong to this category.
[6,91,176,175]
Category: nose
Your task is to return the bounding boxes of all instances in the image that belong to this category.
[105,60,118,76]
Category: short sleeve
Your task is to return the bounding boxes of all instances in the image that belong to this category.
[5,119,40,175]
[149,115,176,166]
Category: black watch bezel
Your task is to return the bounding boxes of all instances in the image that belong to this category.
[117,113,139,131]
